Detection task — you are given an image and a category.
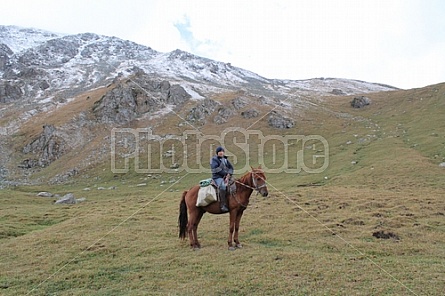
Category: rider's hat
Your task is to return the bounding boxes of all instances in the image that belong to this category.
[216,146,225,154]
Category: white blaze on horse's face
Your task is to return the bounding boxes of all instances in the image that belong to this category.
[259,179,268,197]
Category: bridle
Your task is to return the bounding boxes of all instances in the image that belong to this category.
[251,171,267,191]
[235,170,267,193]
[231,170,267,208]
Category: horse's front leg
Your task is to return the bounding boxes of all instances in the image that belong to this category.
[228,211,236,250]
[233,211,244,248]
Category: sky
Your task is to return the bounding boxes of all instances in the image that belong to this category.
[1,0,445,89]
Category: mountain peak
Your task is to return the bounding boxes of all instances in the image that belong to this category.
[0,25,63,53]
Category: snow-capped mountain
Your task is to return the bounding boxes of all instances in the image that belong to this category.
[0,25,63,53]
[0,25,396,105]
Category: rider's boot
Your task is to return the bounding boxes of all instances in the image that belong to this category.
[219,189,229,213]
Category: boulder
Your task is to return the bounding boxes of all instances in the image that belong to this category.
[351,96,371,108]
[37,192,53,197]
[267,111,295,129]
[241,109,259,119]
[55,193,76,204]
[232,97,248,110]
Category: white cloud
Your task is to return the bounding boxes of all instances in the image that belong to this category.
[1,0,444,89]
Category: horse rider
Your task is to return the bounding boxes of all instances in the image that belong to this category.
[211,146,234,213]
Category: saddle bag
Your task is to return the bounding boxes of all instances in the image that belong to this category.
[196,185,217,207]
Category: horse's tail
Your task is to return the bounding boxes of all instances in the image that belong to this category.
[178,190,188,239]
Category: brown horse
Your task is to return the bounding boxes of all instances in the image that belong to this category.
[178,166,268,250]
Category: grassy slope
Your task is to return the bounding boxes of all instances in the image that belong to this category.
[1,83,445,295]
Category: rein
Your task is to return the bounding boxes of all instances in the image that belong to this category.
[235,171,266,192]
[231,171,266,208]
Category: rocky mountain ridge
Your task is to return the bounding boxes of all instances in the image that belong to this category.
[0,25,399,186]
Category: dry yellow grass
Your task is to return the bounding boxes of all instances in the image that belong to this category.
[1,82,445,295]
[1,181,444,295]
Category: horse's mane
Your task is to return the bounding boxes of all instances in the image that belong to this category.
[238,171,251,182]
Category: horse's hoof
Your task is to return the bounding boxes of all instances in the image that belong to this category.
[193,247,201,251]
[228,246,236,251]
[236,244,243,249]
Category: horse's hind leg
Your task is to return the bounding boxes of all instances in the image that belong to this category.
[186,208,194,248]
[188,209,204,250]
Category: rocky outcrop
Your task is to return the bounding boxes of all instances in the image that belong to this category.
[18,37,82,67]
[268,111,295,129]
[49,168,79,184]
[331,88,346,95]
[0,165,7,188]
[232,97,248,110]
[93,74,191,123]
[0,81,23,103]
[213,106,234,124]
[187,98,220,123]
[351,96,371,108]
[1,65,50,99]
[241,109,259,119]
[22,125,67,167]
[0,43,13,71]
[93,84,153,123]
[166,84,191,105]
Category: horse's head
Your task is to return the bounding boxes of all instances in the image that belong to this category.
[250,166,268,197]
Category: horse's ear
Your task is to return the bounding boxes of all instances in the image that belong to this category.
[257,164,262,169]
[250,165,254,170]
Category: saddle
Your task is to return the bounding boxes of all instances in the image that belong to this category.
[228,177,236,194]
[213,177,236,197]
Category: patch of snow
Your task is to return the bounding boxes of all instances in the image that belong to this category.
[0,25,63,53]
[280,77,395,95]
[181,84,205,100]
[38,97,54,104]
[141,105,178,120]
[279,100,292,108]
